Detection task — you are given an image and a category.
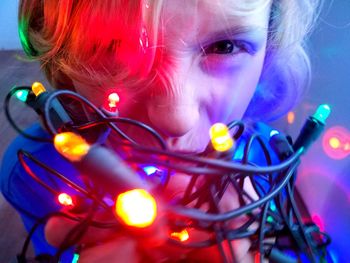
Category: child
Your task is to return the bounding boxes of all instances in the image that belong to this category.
[1,0,320,262]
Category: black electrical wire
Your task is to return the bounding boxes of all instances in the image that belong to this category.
[6,85,333,263]
[18,212,78,263]
[286,182,318,263]
[4,86,52,143]
[17,149,110,211]
[168,160,300,222]
[258,202,270,262]
[42,90,168,150]
[53,200,99,261]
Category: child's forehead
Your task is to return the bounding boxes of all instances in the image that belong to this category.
[160,0,271,45]
[161,0,272,17]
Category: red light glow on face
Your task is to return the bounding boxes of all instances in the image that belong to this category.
[322,126,350,160]
[58,193,74,207]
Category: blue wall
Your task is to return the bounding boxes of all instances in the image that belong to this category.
[0,0,21,50]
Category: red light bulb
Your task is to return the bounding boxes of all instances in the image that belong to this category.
[105,92,120,112]
[58,193,74,207]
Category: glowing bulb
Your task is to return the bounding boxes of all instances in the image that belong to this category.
[31,82,46,96]
[270,130,279,137]
[269,201,277,212]
[107,92,120,112]
[54,132,90,161]
[267,216,274,223]
[287,111,295,124]
[322,126,350,159]
[143,166,159,176]
[329,137,340,149]
[58,193,74,206]
[115,189,157,228]
[15,89,29,102]
[313,104,331,124]
[209,123,234,152]
[170,229,189,242]
[72,253,80,263]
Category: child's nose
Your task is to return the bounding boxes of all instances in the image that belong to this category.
[147,101,200,137]
[145,50,202,137]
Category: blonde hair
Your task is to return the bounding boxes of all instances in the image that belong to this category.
[18,0,320,120]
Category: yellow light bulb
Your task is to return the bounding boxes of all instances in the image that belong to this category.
[170,229,189,242]
[209,123,234,152]
[115,189,157,228]
[54,132,90,161]
[58,193,74,206]
[31,82,46,96]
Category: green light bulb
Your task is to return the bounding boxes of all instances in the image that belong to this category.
[72,253,80,263]
[15,89,29,102]
[270,201,277,212]
[312,104,331,124]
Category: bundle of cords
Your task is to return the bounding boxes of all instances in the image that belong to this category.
[5,83,332,263]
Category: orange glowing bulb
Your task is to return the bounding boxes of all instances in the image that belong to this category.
[209,123,234,152]
[115,189,157,228]
[170,229,189,242]
[329,137,340,149]
[54,132,90,162]
[58,193,74,206]
[31,82,46,96]
[287,111,295,124]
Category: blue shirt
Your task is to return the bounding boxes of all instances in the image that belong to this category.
[1,123,77,261]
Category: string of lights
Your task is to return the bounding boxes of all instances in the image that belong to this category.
[5,83,333,262]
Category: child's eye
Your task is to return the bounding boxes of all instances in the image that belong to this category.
[203,40,246,55]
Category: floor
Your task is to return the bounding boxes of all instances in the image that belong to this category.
[0,50,50,262]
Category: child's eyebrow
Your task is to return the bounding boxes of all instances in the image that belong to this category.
[199,26,267,45]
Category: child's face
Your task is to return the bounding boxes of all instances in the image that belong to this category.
[75,0,271,152]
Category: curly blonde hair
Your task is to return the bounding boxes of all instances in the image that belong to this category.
[18,0,320,120]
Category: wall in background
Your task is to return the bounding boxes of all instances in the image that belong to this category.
[272,1,350,262]
[0,0,21,50]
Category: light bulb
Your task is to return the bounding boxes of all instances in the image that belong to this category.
[54,132,90,161]
[58,193,74,206]
[106,92,120,112]
[115,189,157,228]
[329,137,340,149]
[170,229,189,242]
[31,82,46,96]
[15,89,29,102]
[287,111,295,124]
[209,123,234,152]
[313,104,331,124]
